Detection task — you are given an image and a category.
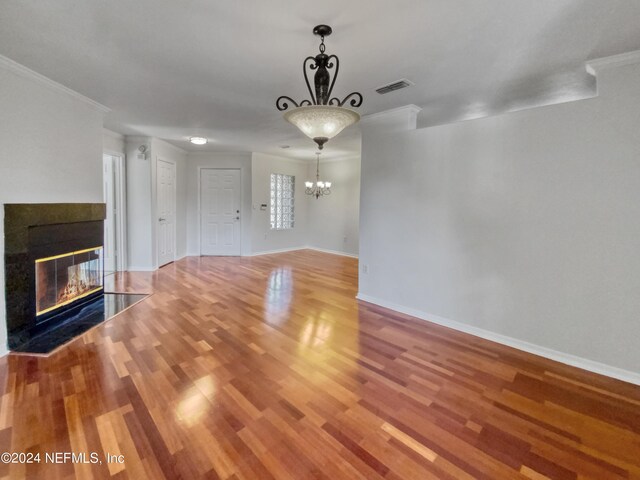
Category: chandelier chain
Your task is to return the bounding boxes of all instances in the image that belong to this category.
[305,152,331,199]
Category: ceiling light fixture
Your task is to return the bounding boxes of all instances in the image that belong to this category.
[277,25,363,151]
[189,137,207,145]
[305,152,331,199]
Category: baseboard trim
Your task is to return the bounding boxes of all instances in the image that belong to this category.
[306,247,359,258]
[0,346,8,358]
[249,247,359,258]
[356,293,640,386]
[249,247,307,257]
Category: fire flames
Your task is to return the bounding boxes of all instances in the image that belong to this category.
[57,267,99,304]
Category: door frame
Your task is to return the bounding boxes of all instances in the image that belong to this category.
[103,150,127,272]
[198,167,242,256]
[155,157,177,267]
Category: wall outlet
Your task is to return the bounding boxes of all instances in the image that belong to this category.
[362,264,369,274]
[264,233,268,239]
[343,236,348,243]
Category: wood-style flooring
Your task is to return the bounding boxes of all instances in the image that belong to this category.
[1,250,639,479]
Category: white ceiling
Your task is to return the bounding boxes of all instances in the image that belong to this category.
[1,0,640,159]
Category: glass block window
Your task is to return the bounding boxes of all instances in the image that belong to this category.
[270,173,295,230]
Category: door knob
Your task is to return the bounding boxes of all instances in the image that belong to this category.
[159,217,166,222]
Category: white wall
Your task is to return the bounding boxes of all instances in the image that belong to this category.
[306,156,360,256]
[103,128,125,155]
[0,56,105,354]
[251,153,309,254]
[186,152,253,256]
[185,151,360,257]
[359,59,640,378]
[125,136,154,270]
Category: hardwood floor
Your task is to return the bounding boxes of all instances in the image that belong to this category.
[1,250,639,479]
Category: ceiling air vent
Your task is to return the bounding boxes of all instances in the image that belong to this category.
[375,78,414,95]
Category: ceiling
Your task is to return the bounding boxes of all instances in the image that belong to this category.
[1,0,640,159]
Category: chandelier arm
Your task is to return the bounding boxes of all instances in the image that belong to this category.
[276,96,300,111]
[299,99,312,106]
[335,92,363,108]
[326,55,340,100]
[303,56,318,105]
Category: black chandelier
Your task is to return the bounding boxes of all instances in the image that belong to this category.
[276,25,363,150]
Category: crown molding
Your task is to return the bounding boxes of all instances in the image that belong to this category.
[152,138,188,155]
[315,154,360,164]
[361,104,422,133]
[187,151,251,156]
[102,128,125,140]
[187,151,253,162]
[253,152,308,165]
[0,54,110,114]
[361,104,422,123]
[125,135,152,143]
[586,49,640,76]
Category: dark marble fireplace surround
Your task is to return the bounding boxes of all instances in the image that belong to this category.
[4,203,106,349]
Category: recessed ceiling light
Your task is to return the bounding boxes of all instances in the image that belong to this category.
[190,137,207,145]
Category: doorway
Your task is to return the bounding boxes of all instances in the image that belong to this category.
[200,168,242,256]
[102,153,126,273]
[156,158,177,267]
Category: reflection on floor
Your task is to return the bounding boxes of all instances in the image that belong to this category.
[12,293,147,354]
[1,251,639,479]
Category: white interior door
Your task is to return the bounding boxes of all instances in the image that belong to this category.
[157,159,176,266]
[200,169,241,256]
[103,155,116,273]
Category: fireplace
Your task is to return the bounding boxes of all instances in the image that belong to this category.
[4,203,106,349]
[5,203,148,354]
[35,246,104,322]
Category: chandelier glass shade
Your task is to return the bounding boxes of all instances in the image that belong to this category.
[283,106,359,149]
[306,153,331,199]
[276,25,363,150]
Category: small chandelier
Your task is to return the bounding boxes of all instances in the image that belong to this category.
[306,152,331,199]
[277,25,363,150]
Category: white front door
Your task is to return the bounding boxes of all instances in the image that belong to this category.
[200,169,241,256]
[157,159,176,267]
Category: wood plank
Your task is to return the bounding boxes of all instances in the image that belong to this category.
[0,250,637,479]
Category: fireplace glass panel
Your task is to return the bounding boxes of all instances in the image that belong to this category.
[35,247,104,316]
